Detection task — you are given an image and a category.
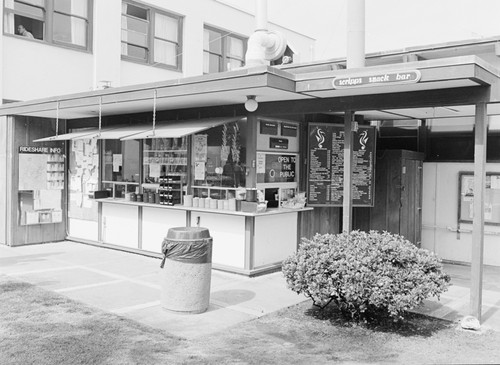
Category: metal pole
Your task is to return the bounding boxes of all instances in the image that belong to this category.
[471,102,487,322]
[343,111,354,232]
[347,0,365,69]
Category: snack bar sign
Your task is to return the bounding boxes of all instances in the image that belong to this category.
[332,70,421,89]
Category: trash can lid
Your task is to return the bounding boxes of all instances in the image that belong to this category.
[166,227,211,240]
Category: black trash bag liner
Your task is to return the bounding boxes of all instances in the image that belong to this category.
[160,237,212,268]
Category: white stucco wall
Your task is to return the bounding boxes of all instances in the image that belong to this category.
[422,162,500,266]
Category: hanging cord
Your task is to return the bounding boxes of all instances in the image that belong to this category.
[152,89,157,136]
[55,100,59,137]
[98,96,102,137]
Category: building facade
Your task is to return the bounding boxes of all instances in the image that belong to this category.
[1,0,315,102]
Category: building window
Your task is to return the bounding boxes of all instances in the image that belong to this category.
[3,0,91,50]
[121,1,182,70]
[203,26,246,74]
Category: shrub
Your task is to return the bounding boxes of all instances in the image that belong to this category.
[282,230,451,321]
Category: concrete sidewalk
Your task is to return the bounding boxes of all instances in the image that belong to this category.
[0,241,307,339]
[1,241,499,337]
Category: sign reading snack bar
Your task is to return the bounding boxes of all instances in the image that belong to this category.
[332,70,421,89]
[307,124,376,207]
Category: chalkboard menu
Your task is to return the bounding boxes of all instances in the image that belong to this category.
[307,124,376,207]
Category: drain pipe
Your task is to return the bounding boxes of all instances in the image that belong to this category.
[346,0,365,69]
[245,0,287,67]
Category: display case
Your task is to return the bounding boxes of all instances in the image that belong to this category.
[158,174,184,205]
[143,137,187,184]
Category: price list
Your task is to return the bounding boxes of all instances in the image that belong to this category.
[307,124,376,206]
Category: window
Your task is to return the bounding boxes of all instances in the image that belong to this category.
[3,0,91,49]
[102,139,141,198]
[121,1,182,70]
[192,120,247,200]
[203,26,246,74]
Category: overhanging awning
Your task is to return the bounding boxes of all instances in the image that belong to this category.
[121,117,242,140]
[33,117,243,143]
[32,127,121,142]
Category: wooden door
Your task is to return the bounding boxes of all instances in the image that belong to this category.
[399,156,423,246]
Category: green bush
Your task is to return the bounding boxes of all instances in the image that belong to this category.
[282,231,451,320]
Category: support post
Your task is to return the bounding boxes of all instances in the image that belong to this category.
[246,113,258,188]
[471,102,487,322]
[343,111,354,232]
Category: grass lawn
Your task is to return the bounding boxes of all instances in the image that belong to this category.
[1,274,500,364]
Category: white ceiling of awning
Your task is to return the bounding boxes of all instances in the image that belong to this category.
[121,116,242,140]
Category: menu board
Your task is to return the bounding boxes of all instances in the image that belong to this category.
[307,124,376,206]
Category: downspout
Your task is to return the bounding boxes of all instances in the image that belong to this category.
[244,0,287,67]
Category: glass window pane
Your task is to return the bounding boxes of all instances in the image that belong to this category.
[203,29,210,51]
[208,53,221,73]
[15,14,44,39]
[154,39,177,66]
[124,3,148,20]
[205,28,222,54]
[53,13,86,46]
[54,0,88,18]
[155,13,177,42]
[192,121,246,190]
[227,58,244,71]
[19,0,44,7]
[14,2,44,18]
[122,42,147,60]
[228,37,244,58]
[122,15,148,34]
[203,51,210,73]
[4,13,15,34]
[121,29,147,47]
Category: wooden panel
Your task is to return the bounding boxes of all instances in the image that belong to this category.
[299,207,341,240]
[353,150,424,245]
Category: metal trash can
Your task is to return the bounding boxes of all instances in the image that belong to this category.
[160,227,212,314]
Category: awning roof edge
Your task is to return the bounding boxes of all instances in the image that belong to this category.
[121,116,244,140]
[33,117,245,143]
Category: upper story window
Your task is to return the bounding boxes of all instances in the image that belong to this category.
[121,1,182,70]
[3,0,91,50]
[203,25,246,74]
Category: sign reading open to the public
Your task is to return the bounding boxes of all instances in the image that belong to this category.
[332,70,421,89]
[307,124,376,207]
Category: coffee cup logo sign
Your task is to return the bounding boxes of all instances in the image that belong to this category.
[332,70,421,89]
[359,130,369,150]
[315,128,326,148]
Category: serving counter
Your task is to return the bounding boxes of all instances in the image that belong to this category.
[96,198,312,276]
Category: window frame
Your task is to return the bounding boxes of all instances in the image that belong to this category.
[121,0,183,71]
[203,24,247,74]
[3,0,93,52]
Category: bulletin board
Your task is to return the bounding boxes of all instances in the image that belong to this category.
[458,171,500,225]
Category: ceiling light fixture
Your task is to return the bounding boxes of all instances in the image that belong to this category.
[244,95,258,112]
